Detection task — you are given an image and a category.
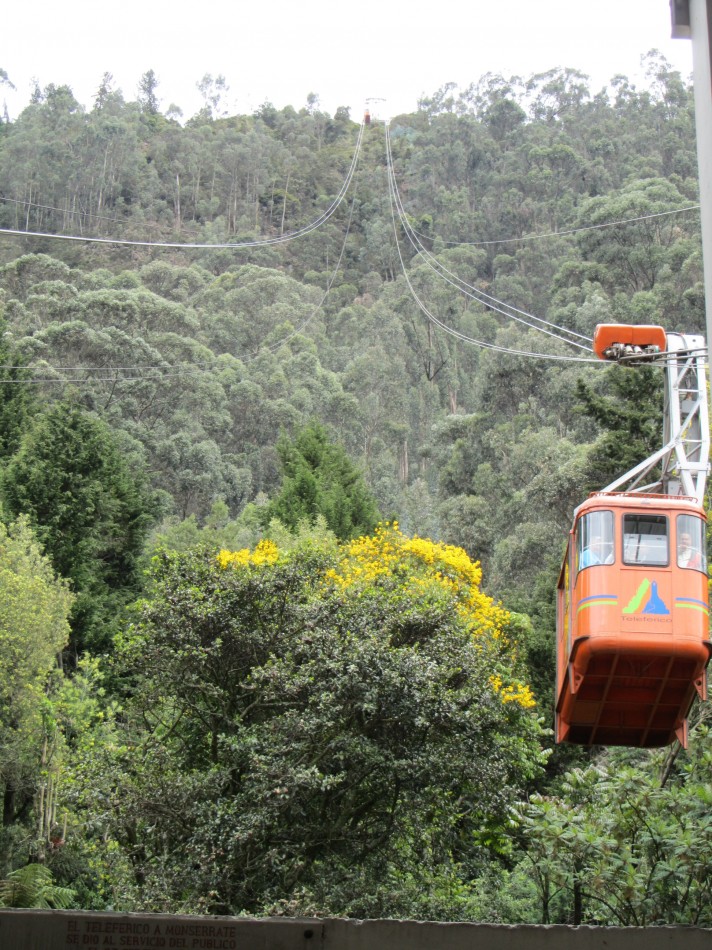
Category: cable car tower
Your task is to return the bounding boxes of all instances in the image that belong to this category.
[556,325,711,748]
[593,325,709,501]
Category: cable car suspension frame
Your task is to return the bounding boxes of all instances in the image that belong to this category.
[596,328,709,503]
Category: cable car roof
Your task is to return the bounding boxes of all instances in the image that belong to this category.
[574,491,705,517]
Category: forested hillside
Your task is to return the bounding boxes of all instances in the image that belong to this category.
[1,57,711,924]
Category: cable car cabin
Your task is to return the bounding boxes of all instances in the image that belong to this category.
[556,492,711,748]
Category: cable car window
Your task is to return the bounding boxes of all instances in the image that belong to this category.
[676,515,707,572]
[576,510,614,571]
[623,514,668,566]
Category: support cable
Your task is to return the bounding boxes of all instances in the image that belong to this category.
[0,195,358,384]
[386,123,592,350]
[385,126,598,364]
[0,123,364,250]
[410,204,701,247]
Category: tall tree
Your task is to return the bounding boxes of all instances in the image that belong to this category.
[137,70,160,115]
[265,422,380,539]
[575,363,663,493]
[514,737,712,926]
[1,403,160,654]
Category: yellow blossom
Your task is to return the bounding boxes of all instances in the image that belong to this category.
[217,524,535,711]
[217,539,280,570]
[488,673,536,709]
[322,524,533,708]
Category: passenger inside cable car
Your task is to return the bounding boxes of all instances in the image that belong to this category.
[577,510,614,568]
[677,518,705,570]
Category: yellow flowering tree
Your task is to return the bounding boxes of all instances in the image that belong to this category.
[104,525,544,917]
[324,522,535,710]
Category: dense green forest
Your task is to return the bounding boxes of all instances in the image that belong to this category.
[1,57,711,924]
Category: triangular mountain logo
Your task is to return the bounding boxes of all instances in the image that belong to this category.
[622,579,669,616]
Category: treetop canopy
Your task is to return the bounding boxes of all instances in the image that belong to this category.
[216,520,535,710]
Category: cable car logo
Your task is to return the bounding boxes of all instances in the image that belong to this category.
[622,579,670,616]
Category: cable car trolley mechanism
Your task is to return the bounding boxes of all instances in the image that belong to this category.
[556,325,711,747]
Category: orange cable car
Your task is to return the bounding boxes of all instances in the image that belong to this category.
[556,326,711,747]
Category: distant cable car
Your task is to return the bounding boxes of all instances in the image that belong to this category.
[364,109,371,125]
[556,326,711,747]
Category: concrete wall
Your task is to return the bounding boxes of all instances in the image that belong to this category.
[0,911,710,950]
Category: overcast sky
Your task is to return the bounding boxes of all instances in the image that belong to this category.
[2,0,694,121]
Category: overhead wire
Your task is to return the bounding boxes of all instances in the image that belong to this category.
[385,123,599,364]
[0,195,124,225]
[0,121,365,250]
[0,120,364,384]
[410,204,701,247]
[1,117,691,374]
[0,192,360,385]
[386,172,597,360]
[615,345,709,370]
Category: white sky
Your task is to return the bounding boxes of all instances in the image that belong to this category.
[3,0,694,122]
